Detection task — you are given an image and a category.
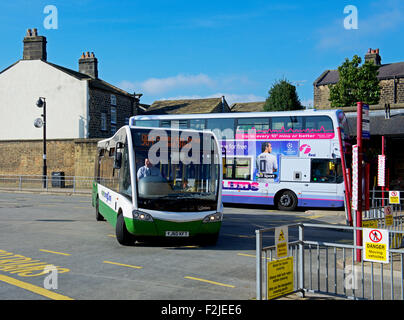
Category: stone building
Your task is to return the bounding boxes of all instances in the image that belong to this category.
[313,48,404,109]
[230,101,265,112]
[143,97,231,115]
[0,28,143,140]
[313,48,404,190]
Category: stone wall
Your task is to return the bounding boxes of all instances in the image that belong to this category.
[0,139,100,177]
[314,78,404,109]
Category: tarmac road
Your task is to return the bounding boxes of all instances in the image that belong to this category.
[0,192,349,300]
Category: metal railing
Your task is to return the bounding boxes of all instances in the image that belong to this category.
[0,174,94,194]
[256,220,404,300]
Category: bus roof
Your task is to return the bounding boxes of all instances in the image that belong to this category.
[131,109,341,122]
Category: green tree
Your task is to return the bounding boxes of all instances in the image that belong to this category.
[329,55,381,107]
[263,79,303,111]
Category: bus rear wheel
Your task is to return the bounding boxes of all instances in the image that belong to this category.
[277,190,298,211]
[116,213,135,246]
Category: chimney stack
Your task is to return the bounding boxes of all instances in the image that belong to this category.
[78,51,98,78]
[23,28,47,61]
[365,48,382,66]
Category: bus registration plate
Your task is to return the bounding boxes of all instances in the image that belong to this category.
[165,231,189,237]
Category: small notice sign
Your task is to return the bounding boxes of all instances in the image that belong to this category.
[389,191,400,204]
[384,206,393,226]
[267,256,294,300]
[275,226,289,259]
[363,228,389,264]
[362,219,378,228]
[378,155,386,187]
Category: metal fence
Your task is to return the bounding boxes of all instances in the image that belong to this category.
[256,219,404,300]
[0,174,94,194]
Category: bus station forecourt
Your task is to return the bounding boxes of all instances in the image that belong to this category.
[2,108,402,302]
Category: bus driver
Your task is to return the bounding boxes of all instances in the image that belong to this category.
[137,158,162,180]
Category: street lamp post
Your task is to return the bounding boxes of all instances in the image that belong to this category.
[34,97,47,188]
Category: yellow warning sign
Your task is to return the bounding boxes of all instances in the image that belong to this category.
[362,220,378,228]
[385,214,393,226]
[363,228,389,264]
[275,226,289,259]
[267,256,294,300]
[389,191,400,204]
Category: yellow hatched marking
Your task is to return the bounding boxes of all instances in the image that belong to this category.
[184,276,235,288]
[39,249,71,256]
[103,261,143,269]
[0,274,74,300]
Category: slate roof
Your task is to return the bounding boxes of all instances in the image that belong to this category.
[345,109,404,136]
[144,97,230,115]
[314,62,404,86]
[231,102,265,112]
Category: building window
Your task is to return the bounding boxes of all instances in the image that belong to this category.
[110,94,117,106]
[101,113,107,131]
[111,124,117,135]
[111,106,117,125]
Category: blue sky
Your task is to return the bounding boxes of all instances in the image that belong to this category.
[1,0,403,106]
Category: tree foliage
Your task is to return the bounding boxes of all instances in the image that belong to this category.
[329,55,381,107]
[263,79,304,111]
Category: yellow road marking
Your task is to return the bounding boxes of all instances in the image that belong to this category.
[39,249,71,256]
[305,215,324,220]
[107,234,116,238]
[73,206,91,209]
[184,276,235,288]
[103,261,143,269]
[0,274,73,300]
[237,253,270,260]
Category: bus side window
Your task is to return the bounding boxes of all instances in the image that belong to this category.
[119,139,132,198]
[305,116,334,132]
[271,116,303,131]
[223,157,251,180]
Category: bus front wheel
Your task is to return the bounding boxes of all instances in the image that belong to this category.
[116,213,135,246]
[95,197,105,221]
[276,190,298,211]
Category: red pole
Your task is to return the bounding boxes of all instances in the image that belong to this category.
[356,102,363,262]
[337,126,352,226]
[365,163,370,211]
[382,136,385,206]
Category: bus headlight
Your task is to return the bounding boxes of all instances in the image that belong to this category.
[202,213,222,223]
[132,211,153,222]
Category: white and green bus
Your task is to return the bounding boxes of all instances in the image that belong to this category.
[92,125,223,246]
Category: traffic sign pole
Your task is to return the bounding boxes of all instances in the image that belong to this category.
[356,102,363,262]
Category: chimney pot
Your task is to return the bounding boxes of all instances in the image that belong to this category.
[23,28,47,61]
[79,51,98,78]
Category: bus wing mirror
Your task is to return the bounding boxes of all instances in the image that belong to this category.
[114,151,122,169]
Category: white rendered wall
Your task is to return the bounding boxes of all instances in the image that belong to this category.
[0,60,88,140]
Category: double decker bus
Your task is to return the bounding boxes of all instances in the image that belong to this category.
[131,109,350,211]
[92,125,223,245]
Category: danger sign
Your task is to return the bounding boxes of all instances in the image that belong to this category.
[275,226,289,259]
[363,228,389,264]
[389,191,400,204]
